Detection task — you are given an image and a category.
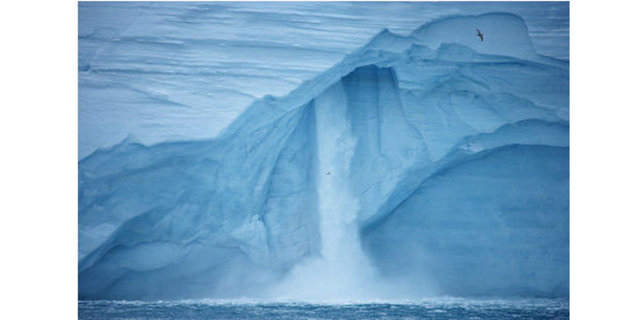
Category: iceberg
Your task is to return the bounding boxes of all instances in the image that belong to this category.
[79,13,569,300]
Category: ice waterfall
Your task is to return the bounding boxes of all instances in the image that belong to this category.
[269,83,380,300]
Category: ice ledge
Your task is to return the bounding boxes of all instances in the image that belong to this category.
[411,12,537,60]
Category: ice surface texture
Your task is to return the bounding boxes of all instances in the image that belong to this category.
[79,13,569,300]
[78,2,569,159]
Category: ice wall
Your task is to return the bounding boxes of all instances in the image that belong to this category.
[78,2,569,158]
[79,13,569,300]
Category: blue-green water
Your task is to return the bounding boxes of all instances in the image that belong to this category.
[78,298,569,320]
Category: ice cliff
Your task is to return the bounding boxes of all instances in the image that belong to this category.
[79,13,569,300]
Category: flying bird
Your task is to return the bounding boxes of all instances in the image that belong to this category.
[476,28,484,41]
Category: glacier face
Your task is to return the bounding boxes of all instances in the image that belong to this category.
[79,13,569,300]
[78,2,568,159]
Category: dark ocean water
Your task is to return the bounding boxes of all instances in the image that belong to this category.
[78,298,569,320]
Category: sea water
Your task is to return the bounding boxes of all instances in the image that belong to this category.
[78,298,569,319]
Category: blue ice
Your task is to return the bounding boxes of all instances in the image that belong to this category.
[79,12,569,300]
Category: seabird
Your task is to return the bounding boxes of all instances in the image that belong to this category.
[476,28,484,41]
